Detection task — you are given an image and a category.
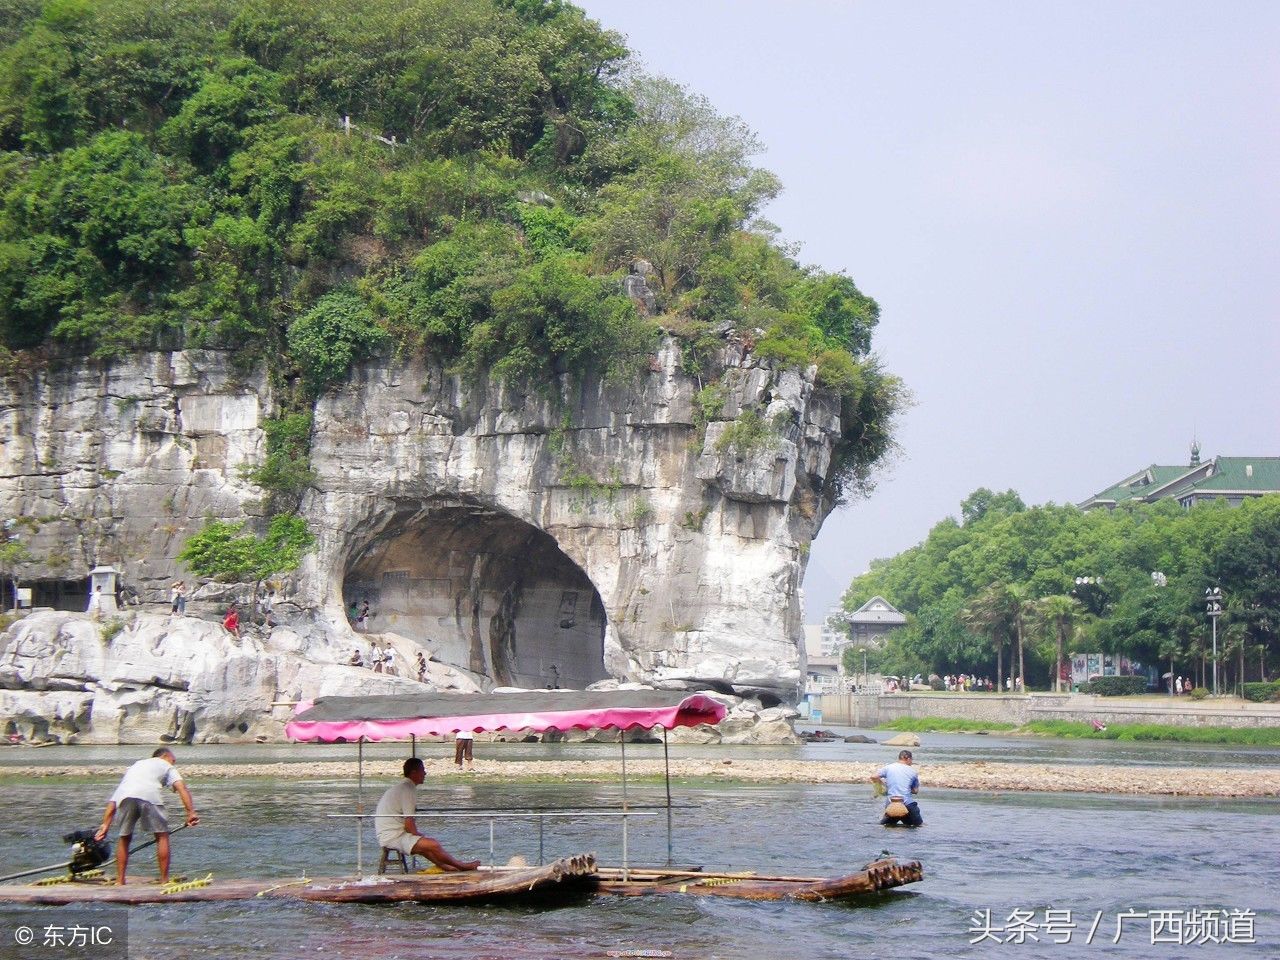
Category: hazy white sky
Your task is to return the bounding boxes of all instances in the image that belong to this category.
[575,1,1280,620]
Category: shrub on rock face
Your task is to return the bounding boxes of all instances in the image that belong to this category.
[287,291,388,395]
[1084,676,1148,696]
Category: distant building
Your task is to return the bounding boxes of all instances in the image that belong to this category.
[804,656,843,696]
[845,596,907,650]
[1080,444,1280,511]
[801,622,843,696]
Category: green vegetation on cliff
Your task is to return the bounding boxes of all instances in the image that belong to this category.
[0,0,901,496]
[842,491,1280,690]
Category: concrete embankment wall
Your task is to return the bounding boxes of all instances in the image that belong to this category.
[815,692,1280,729]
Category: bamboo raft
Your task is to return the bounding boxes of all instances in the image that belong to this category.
[0,855,598,906]
[0,855,921,906]
[591,857,923,901]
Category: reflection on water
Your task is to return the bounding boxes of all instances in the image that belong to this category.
[0,741,1276,959]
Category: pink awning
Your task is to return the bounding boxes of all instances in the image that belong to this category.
[284,690,726,743]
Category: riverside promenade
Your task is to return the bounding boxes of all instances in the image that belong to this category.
[815,691,1280,729]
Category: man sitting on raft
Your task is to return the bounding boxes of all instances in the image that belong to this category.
[374,758,480,871]
[871,750,924,828]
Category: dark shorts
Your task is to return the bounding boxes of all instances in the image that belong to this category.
[117,797,170,837]
[881,801,924,828]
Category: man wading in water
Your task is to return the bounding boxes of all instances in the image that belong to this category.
[95,748,200,884]
[871,750,924,827]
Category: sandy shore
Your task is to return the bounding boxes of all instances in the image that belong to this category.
[3,757,1277,798]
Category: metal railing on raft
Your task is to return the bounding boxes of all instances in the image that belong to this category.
[327,808,670,880]
[334,726,688,880]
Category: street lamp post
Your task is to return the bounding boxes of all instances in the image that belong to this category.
[1205,587,1224,696]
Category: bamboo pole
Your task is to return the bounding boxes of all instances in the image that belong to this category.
[662,726,673,867]
[620,731,629,881]
[356,738,364,876]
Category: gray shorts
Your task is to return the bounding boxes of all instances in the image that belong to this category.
[117,797,170,837]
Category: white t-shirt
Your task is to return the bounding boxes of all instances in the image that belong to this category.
[110,757,182,807]
[374,778,418,846]
[455,731,474,740]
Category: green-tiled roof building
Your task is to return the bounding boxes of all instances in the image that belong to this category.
[1080,443,1280,510]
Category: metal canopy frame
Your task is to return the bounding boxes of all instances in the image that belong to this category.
[300,692,725,879]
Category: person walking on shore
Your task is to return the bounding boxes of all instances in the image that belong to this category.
[872,750,924,828]
[454,731,474,771]
[374,758,479,872]
[94,748,199,885]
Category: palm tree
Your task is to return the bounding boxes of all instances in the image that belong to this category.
[1222,621,1249,698]
[960,583,1017,689]
[1036,595,1084,693]
[1005,583,1039,691]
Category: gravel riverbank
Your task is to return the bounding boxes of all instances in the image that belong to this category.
[3,757,1277,798]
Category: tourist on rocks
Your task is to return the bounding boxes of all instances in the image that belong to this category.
[349,648,365,668]
[372,648,384,673]
[348,600,360,629]
[872,750,924,828]
[374,758,479,872]
[170,581,186,616]
[358,599,371,631]
[87,585,107,620]
[259,589,275,624]
[223,602,240,639]
[416,651,427,683]
[383,646,397,676]
[94,748,200,885]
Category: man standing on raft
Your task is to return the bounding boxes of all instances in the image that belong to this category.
[95,748,200,884]
[375,758,480,871]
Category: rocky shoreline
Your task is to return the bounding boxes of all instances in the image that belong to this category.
[3,757,1277,798]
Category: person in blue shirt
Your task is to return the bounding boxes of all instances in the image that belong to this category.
[871,750,924,827]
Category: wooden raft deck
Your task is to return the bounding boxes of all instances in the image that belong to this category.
[590,857,924,902]
[0,855,922,907]
[0,855,597,906]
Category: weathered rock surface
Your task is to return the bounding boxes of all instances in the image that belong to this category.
[0,338,847,740]
[0,611,479,744]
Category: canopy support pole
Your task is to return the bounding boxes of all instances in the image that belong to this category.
[620,730,629,881]
[356,737,365,876]
[410,733,416,758]
[663,726,673,866]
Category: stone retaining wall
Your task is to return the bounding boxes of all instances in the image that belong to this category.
[815,692,1280,729]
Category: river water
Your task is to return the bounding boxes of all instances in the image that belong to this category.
[0,736,1275,959]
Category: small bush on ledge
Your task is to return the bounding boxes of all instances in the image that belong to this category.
[1241,681,1280,702]
[1083,676,1148,696]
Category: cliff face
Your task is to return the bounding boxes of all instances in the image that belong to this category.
[1,339,843,733]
